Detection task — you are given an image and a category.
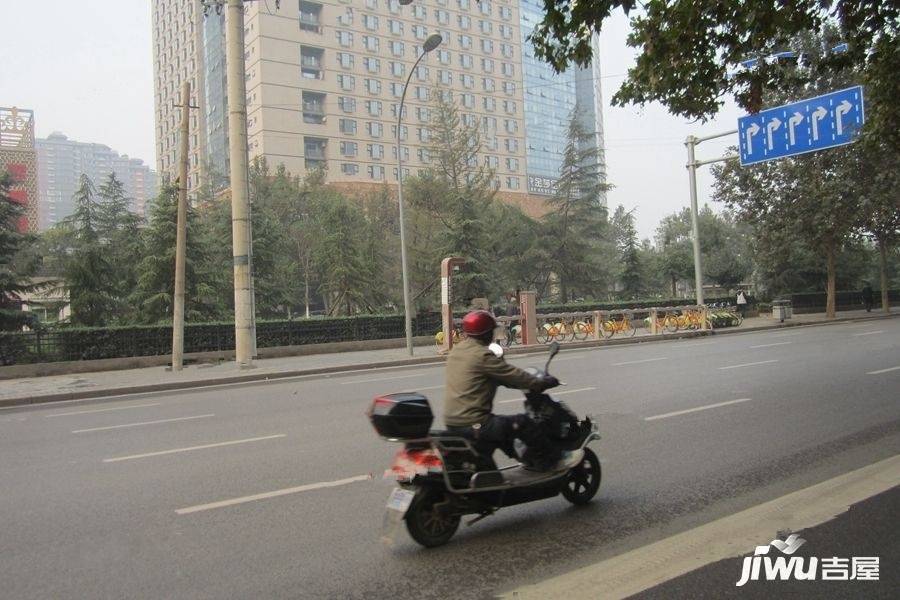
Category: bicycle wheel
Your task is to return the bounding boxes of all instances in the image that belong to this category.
[537,324,550,344]
[573,321,590,341]
[600,321,615,339]
[663,316,678,333]
[623,318,636,337]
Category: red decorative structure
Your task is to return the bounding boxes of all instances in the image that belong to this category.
[1,107,38,233]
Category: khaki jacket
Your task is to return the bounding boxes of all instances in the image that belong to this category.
[442,337,542,427]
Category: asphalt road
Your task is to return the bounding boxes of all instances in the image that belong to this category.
[1,318,898,599]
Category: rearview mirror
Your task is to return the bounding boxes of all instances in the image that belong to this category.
[548,341,560,360]
[488,342,505,358]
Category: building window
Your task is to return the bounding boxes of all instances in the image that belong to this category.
[304,137,327,169]
[458,14,471,29]
[438,70,452,85]
[436,9,449,25]
[390,82,404,97]
[461,74,474,88]
[365,78,382,94]
[363,35,380,52]
[482,58,494,73]
[390,40,405,57]
[300,46,324,79]
[341,163,359,176]
[412,24,428,40]
[340,141,358,156]
[481,38,494,54]
[388,19,403,35]
[437,49,450,64]
[336,30,353,47]
[337,74,355,90]
[390,103,407,118]
[339,118,357,134]
[413,4,426,19]
[504,119,518,133]
[501,43,514,59]
[390,61,405,77]
[391,125,408,141]
[506,158,519,171]
[482,116,497,132]
[461,93,474,108]
[479,20,492,35]
[337,96,355,113]
[415,65,429,81]
[505,138,518,152]
[500,24,512,39]
[368,143,385,159]
[365,0,378,9]
[459,53,473,69]
[363,56,380,73]
[367,121,384,137]
[506,176,519,190]
[503,100,517,114]
[483,96,496,111]
[368,165,385,179]
[337,52,354,69]
[415,86,429,101]
[485,155,499,168]
[503,81,516,95]
[416,106,431,122]
[458,0,470,9]
[336,7,353,26]
[362,13,379,31]
[366,100,383,116]
[499,5,511,20]
[458,34,472,49]
[417,127,430,142]
[482,77,496,92]
[485,136,499,151]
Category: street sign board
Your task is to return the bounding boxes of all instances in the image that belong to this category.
[738,86,865,166]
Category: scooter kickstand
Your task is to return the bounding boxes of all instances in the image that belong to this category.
[466,510,495,526]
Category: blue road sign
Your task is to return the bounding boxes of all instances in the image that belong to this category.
[738,86,865,166]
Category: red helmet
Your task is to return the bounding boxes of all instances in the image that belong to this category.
[461,310,496,336]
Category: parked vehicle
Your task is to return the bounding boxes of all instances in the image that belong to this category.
[368,342,602,547]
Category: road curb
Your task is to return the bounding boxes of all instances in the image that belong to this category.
[2,312,895,409]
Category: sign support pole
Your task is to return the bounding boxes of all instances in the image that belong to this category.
[684,129,738,306]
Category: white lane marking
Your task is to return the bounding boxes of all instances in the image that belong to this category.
[72,414,214,434]
[611,357,668,366]
[410,384,444,391]
[718,359,779,370]
[103,434,286,462]
[771,330,804,337]
[504,455,900,599]
[749,341,792,349]
[46,403,161,418]
[497,387,597,404]
[175,474,371,515]
[644,398,753,421]
[340,373,427,385]
[867,365,900,375]
[853,330,884,337]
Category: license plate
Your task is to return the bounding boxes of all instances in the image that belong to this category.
[386,487,415,514]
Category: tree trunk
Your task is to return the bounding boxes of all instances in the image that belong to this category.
[304,256,310,318]
[879,238,890,313]
[825,240,836,318]
[671,275,677,298]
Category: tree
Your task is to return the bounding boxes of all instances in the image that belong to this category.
[61,175,116,326]
[96,173,142,321]
[653,209,694,297]
[610,206,643,297]
[529,2,899,129]
[537,111,614,303]
[131,184,221,323]
[0,173,38,330]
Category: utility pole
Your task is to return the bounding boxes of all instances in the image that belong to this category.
[172,81,195,371]
[225,0,255,367]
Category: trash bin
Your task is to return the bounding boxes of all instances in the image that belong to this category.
[772,299,792,322]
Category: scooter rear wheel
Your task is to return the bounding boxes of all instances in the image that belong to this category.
[405,489,460,548]
[561,447,601,505]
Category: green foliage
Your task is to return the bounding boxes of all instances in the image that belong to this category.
[0,172,38,330]
[529,1,899,126]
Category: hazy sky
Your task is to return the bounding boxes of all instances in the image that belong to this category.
[1,1,743,240]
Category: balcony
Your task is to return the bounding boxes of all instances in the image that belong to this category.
[304,137,327,161]
[299,2,322,33]
[302,91,326,124]
[300,46,324,80]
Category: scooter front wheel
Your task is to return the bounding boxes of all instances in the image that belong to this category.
[561,447,601,505]
[405,488,460,548]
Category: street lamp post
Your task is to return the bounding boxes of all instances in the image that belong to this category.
[397,33,442,356]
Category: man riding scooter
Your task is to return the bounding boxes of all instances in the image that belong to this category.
[443,310,580,471]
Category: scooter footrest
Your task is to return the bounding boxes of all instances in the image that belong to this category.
[470,471,504,488]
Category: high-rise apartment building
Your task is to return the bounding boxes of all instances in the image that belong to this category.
[35,132,159,229]
[153,1,605,213]
[152,0,207,189]
[0,106,39,232]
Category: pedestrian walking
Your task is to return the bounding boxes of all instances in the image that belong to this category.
[862,282,874,312]
[736,290,748,317]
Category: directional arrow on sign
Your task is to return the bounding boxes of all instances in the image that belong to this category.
[745,123,761,155]
[766,117,782,150]
[834,100,852,135]
[788,112,804,146]
[811,106,828,141]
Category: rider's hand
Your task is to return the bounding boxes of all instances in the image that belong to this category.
[537,375,560,391]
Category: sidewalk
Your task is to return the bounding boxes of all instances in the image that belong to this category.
[1,308,894,408]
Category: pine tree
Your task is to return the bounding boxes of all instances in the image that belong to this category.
[61,175,116,326]
[0,173,38,330]
[97,173,142,321]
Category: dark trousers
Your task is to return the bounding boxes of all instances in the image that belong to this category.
[449,414,558,466]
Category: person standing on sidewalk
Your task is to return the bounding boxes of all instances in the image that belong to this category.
[862,283,874,312]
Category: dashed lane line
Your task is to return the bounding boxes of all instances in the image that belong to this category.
[103,434,286,462]
[749,342,792,349]
[853,330,884,336]
[175,474,372,515]
[717,359,779,370]
[611,357,668,366]
[46,403,161,418]
[644,398,753,421]
[867,365,900,375]
[72,414,215,434]
[339,373,428,385]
